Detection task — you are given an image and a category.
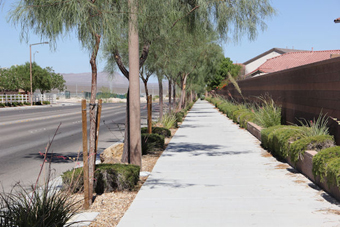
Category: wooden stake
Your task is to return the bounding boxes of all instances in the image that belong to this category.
[148,95,152,134]
[81,99,90,209]
[94,99,103,166]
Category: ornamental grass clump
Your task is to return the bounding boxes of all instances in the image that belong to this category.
[297,111,329,137]
[0,183,80,227]
[254,96,281,128]
[160,112,177,129]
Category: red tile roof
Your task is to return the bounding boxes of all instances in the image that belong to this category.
[253,50,340,75]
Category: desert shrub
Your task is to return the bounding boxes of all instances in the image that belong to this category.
[231,107,248,124]
[289,135,335,164]
[253,96,281,128]
[62,164,140,194]
[0,183,80,227]
[176,111,185,122]
[312,146,340,183]
[261,125,303,160]
[261,125,287,151]
[239,111,255,128]
[141,133,164,155]
[325,158,340,187]
[185,101,194,111]
[141,127,171,138]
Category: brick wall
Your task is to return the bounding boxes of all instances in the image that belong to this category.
[216,57,340,144]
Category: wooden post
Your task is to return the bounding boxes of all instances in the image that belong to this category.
[94,99,103,166]
[81,99,90,209]
[148,95,152,134]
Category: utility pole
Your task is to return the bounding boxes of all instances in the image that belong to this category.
[29,42,48,106]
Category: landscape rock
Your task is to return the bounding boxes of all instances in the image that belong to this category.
[100,143,124,164]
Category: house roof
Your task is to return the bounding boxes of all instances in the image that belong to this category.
[249,50,340,76]
[243,47,306,65]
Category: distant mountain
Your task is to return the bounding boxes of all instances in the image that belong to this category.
[62,71,129,87]
[61,71,168,95]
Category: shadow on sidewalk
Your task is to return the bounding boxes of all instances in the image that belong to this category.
[164,142,252,157]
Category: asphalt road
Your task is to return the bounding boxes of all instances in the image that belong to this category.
[0,102,149,192]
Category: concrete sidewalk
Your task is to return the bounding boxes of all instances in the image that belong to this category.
[118,100,340,227]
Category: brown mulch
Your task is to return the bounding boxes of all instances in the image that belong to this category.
[78,128,178,227]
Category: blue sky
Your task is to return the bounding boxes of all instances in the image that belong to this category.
[1,1,340,74]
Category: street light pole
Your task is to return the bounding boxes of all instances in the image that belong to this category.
[30,42,48,106]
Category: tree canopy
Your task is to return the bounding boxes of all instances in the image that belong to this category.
[0,63,66,93]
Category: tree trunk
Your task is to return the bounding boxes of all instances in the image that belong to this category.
[158,76,163,121]
[179,73,188,111]
[168,79,172,113]
[128,0,141,167]
[88,33,101,205]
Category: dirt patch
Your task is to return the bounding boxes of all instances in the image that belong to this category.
[261,151,273,158]
[275,163,290,169]
[317,208,340,215]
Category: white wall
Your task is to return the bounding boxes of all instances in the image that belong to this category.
[244,51,281,75]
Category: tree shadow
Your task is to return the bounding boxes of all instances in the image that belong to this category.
[24,152,83,163]
[163,142,252,157]
[143,177,219,190]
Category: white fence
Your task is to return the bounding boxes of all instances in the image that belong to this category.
[0,94,57,104]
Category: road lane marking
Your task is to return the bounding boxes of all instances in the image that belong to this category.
[0,106,123,126]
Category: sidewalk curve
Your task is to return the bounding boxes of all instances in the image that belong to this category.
[118,100,340,227]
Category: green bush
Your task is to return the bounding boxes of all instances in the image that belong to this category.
[141,127,171,138]
[176,111,185,122]
[12,102,18,107]
[325,158,340,187]
[231,107,248,124]
[62,164,140,194]
[5,102,11,107]
[289,135,335,164]
[0,103,5,107]
[141,133,165,155]
[261,125,287,151]
[43,101,50,105]
[18,102,24,106]
[312,146,340,183]
[239,111,255,128]
[24,102,30,105]
[34,101,42,105]
[260,125,303,160]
